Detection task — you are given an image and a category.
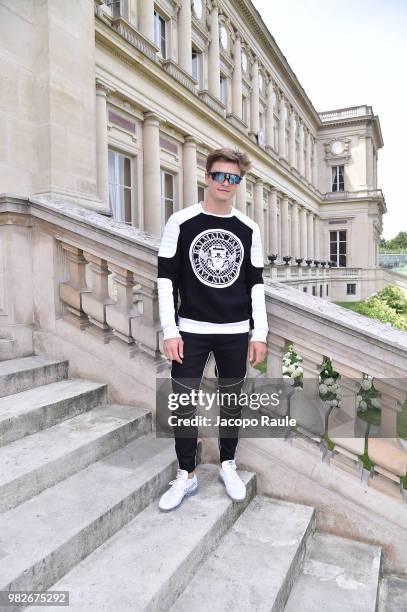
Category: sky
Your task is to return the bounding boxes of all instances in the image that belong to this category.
[251,0,406,240]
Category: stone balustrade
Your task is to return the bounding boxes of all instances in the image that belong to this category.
[1,194,406,503]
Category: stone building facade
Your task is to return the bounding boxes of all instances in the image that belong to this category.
[0,0,386,300]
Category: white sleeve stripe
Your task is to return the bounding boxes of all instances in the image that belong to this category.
[251,223,264,267]
[157,277,179,336]
[251,283,268,336]
[158,215,180,258]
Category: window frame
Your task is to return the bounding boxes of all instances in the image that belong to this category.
[330,229,347,267]
[331,164,345,192]
[154,9,167,58]
[108,148,134,224]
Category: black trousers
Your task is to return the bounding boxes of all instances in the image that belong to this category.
[171,330,249,473]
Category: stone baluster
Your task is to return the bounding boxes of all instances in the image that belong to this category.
[105,264,140,346]
[59,243,92,329]
[81,253,116,335]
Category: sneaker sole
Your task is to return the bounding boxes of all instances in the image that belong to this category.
[158,483,199,513]
[218,473,246,502]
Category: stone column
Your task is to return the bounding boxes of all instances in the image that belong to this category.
[305,130,312,182]
[269,188,278,256]
[265,78,274,150]
[298,120,305,176]
[208,3,220,99]
[138,0,154,41]
[232,34,242,119]
[95,80,110,209]
[300,207,308,259]
[278,93,286,159]
[250,57,260,136]
[288,107,296,167]
[183,136,198,206]
[280,194,289,258]
[314,216,320,260]
[143,112,161,235]
[236,175,246,213]
[291,200,300,259]
[178,0,192,74]
[253,178,264,253]
[307,212,314,260]
[312,137,317,186]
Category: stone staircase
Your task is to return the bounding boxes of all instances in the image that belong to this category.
[0,354,406,611]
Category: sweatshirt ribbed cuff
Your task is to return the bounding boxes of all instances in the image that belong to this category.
[162,326,181,340]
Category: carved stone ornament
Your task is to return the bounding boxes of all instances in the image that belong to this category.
[324,137,351,163]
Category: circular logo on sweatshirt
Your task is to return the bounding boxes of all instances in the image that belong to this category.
[189,229,244,287]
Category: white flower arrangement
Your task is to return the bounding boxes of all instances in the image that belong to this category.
[318,359,342,408]
[282,344,303,388]
[356,374,381,413]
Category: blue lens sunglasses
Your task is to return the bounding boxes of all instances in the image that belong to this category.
[208,171,242,185]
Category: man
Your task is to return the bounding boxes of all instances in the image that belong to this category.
[156,146,269,512]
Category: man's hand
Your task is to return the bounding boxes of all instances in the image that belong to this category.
[249,341,267,368]
[163,337,184,364]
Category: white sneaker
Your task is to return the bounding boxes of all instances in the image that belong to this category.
[158,468,198,512]
[219,459,246,501]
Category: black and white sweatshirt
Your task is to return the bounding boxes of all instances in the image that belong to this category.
[157,202,269,343]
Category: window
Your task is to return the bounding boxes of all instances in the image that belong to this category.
[220,75,227,105]
[326,284,329,296]
[303,287,307,292]
[319,284,323,297]
[347,283,356,295]
[242,95,248,124]
[108,150,133,223]
[160,170,175,226]
[192,48,202,87]
[154,11,166,58]
[198,184,205,203]
[104,0,128,18]
[312,286,316,296]
[332,165,344,192]
[330,230,347,267]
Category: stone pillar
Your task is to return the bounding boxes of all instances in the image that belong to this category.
[314,216,320,260]
[208,3,220,99]
[291,200,300,259]
[278,93,286,159]
[143,112,161,235]
[95,80,110,209]
[307,212,314,260]
[265,78,274,150]
[288,107,296,168]
[280,194,289,258]
[269,188,278,256]
[250,57,260,136]
[183,136,198,206]
[300,207,308,259]
[312,137,317,186]
[236,175,246,213]
[232,34,242,119]
[138,0,154,41]
[253,178,264,253]
[178,0,192,74]
[306,130,313,182]
[298,120,305,176]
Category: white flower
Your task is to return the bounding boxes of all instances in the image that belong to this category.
[319,383,328,394]
[325,377,334,386]
[331,399,338,407]
[371,397,381,408]
[359,400,367,410]
[356,395,362,403]
[293,366,303,377]
[362,379,372,390]
[288,364,296,374]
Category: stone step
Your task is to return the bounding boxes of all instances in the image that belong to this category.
[0,378,108,446]
[284,531,382,612]
[170,495,315,612]
[0,403,152,512]
[32,464,256,612]
[0,433,179,593]
[378,574,407,611]
[0,354,68,398]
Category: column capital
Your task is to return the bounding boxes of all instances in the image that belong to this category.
[143,111,162,125]
[254,176,264,186]
[95,78,113,96]
[184,135,198,145]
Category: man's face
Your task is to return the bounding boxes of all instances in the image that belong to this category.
[205,161,242,203]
